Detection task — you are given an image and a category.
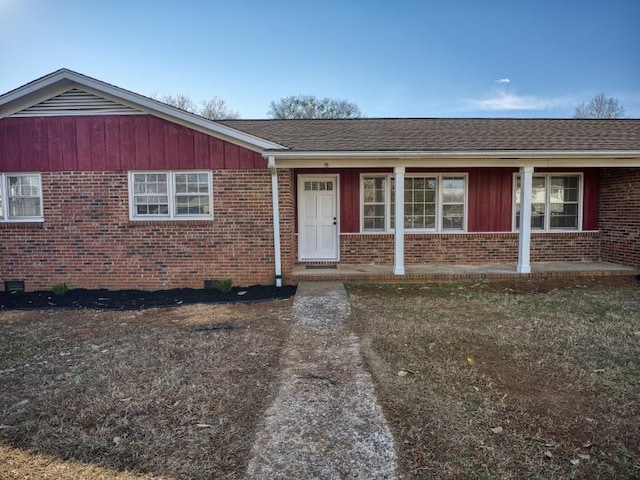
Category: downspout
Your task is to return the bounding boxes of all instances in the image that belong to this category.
[268,156,283,287]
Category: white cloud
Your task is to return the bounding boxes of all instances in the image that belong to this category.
[466,91,572,111]
[496,78,511,84]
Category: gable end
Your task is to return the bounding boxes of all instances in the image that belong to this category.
[10,88,142,117]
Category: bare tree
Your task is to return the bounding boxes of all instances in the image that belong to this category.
[151,93,240,120]
[268,94,362,119]
[156,93,197,113]
[199,97,240,120]
[574,92,625,119]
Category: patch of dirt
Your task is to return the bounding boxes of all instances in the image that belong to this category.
[0,300,295,479]
[347,277,640,480]
[466,274,639,294]
[0,285,296,310]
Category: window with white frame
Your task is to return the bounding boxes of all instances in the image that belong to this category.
[362,176,387,231]
[514,173,581,231]
[129,171,213,220]
[361,174,466,232]
[0,173,43,222]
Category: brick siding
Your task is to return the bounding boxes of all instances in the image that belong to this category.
[5,166,636,292]
[1,170,282,291]
[277,169,296,280]
[599,168,640,268]
[292,231,601,266]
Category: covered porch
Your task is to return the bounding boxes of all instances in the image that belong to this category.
[291,261,639,283]
[243,119,640,287]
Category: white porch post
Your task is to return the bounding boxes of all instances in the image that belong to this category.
[268,156,283,287]
[517,166,533,274]
[393,166,405,275]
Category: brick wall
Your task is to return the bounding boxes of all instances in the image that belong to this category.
[320,231,600,265]
[277,169,296,280]
[1,170,281,291]
[599,168,640,268]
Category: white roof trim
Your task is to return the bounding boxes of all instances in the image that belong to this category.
[0,69,287,152]
[267,150,640,169]
[266,149,640,159]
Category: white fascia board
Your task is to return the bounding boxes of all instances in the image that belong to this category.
[0,75,77,116]
[267,150,640,168]
[0,69,287,153]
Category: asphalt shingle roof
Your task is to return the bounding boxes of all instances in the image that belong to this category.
[219,118,640,152]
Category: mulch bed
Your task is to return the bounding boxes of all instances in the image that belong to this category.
[0,285,297,310]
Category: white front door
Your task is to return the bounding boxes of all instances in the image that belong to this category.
[299,176,339,260]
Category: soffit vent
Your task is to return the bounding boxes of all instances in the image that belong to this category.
[11,88,143,117]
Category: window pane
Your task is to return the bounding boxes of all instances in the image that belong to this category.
[441,177,465,231]
[531,213,545,229]
[531,177,546,204]
[550,203,578,229]
[363,176,387,231]
[515,202,546,230]
[7,175,42,218]
[176,195,210,215]
[408,215,425,229]
[442,204,463,230]
[364,217,385,231]
[364,204,385,217]
[551,176,579,203]
[8,198,41,217]
[403,176,436,230]
[443,190,465,203]
[549,176,579,230]
[133,173,169,216]
[444,204,463,215]
[174,172,211,216]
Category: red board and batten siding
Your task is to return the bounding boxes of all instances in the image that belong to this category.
[295,167,599,233]
[0,115,266,171]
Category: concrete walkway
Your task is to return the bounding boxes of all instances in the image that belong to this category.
[246,281,398,479]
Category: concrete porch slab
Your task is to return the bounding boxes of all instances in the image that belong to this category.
[291,261,639,283]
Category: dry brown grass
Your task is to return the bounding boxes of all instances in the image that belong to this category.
[347,276,640,480]
[0,300,293,480]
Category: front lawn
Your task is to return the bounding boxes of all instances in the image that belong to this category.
[0,300,293,479]
[347,276,640,480]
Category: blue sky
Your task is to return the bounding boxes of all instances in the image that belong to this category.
[1,0,639,118]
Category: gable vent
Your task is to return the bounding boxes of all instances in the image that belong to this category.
[12,88,142,117]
